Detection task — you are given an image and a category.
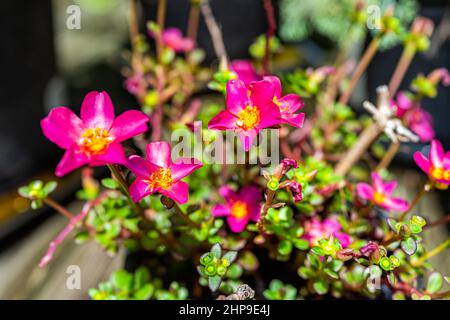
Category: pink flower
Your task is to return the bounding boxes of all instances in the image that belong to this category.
[264,76,305,128]
[41,91,149,177]
[414,139,450,186]
[124,72,145,96]
[404,108,435,142]
[356,172,409,212]
[212,185,262,233]
[390,92,434,142]
[288,181,303,202]
[161,27,194,53]
[208,79,282,151]
[125,141,203,204]
[303,218,351,248]
[230,60,262,84]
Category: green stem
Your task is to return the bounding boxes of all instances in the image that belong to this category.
[43,197,74,219]
[412,237,450,268]
[399,183,431,221]
[107,164,140,213]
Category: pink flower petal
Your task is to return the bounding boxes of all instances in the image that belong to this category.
[126,155,158,177]
[146,141,171,168]
[219,186,238,201]
[129,178,154,203]
[430,139,444,167]
[41,107,83,149]
[382,180,397,196]
[239,129,258,151]
[322,218,341,233]
[335,232,351,248]
[279,94,304,113]
[227,215,249,233]
[159,180,189,204]
[208,110,237,130]
[231,60,261,84]
[281,112,305,128]
[170,158,203,181]
[109,110,149,142]
[356,183,374,200]
[263,76,282,97]
[370,172,383,192]
[80,91,115,129]
[384,197,409,212]
[239,185,262,205]
[211,204,231,217]
[443,151,450,168]
[226,79,250,115]
[55,148,89,177]
[90,142,126,166]
[414,151,431,173]
[248,80,276,109]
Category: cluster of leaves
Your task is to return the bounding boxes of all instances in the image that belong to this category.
[89,267,187,300]
[18,180,57,209]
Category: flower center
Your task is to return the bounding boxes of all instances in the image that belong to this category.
[80,128,112,155]
[430,166,444,180]
[273,96,290,112]
[373,192,385,204]
[231,201,248,219]
[147,168,173,190]
[444,170,450,181]
[236,106,260,130]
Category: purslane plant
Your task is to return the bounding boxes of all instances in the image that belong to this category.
[18,0,449,300]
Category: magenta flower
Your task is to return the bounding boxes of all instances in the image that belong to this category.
[125,141,202,204]
[41,91,149,177]
[404,108,435,142]
[230,60,262,84]
[356,172,409,212]
[264,76,305,128]
[303,218,351,248]
[161,27,194,53]
[208,79,281,151]
[390,92,434,142]
[124,72,146,96]
[212,185,262,233]
[414,139,450,186]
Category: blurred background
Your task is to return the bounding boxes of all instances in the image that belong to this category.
[0,0,448,299]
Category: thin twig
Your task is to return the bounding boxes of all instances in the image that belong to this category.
[43,198,74,219]
[200,0,228,64]
[262,0,276,75]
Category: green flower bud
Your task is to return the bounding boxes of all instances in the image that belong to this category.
[219,259,230,268]
[411,215,426,227]
[379,257,392,271]
[415,36,430,52]
[144,91,159,108]
[267,178,280,191]
[389,256,400,268]
[217,266,227,276]
[200,253,213,266]
[321,243,335,256]
[204,263,217,276]
[409,224,422,234]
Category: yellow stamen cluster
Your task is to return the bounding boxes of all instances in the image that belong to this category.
[236,106,260,130]
[80,128,111,155]
[430,166,444,180]
[373,191,385,204]
[147,168,173,190]
[231,201,248,219]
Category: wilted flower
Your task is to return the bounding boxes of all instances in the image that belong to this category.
[212,185,262,233]
[125,141,203,204]
[264,76,305,128]
[288,181,303,202]
[356,172,409,212]
[414,139,450,186]
[390,92,435,142]
[230,60,262,84]
[208,79,281,151]
[161,27,195,53]
[303,218,351,248]
[41,91,149,177]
